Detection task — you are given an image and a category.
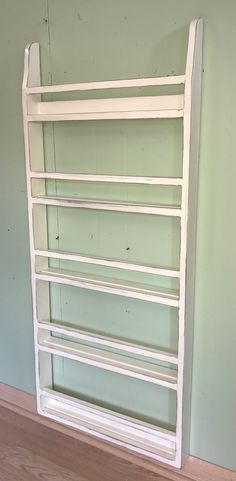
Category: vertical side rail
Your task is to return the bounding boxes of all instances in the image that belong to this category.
[22,43,52,411]
[176,19,203,467]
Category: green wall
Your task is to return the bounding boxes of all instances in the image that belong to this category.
[1,0,236,471]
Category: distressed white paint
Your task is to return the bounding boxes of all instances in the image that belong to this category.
[35,248,180,277]
[39,336,178,389]
[22,19,202,468]
[30,171,183,186]
[27,109,183,122]
[32,195,181,216]
[36,94,183,115]
[40,388,176,463]
[26,74,185,94]
[38,320,178,364]
[175,19,203,468]
[35,267,179,306]
[22,43,52,410]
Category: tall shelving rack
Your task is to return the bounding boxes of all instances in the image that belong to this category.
[22,19,203,468]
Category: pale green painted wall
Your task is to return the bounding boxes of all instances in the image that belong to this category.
[1,0,236,471]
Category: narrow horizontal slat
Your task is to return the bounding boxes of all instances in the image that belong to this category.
[26,74,185,94]
[30,171,183,186]
[36,94,184,116]
[32,196,181,216]
[34,248,180,278]
[35,267,180,307]
[39,336,178,389]
[27,95,183,122]
[27,110,183,122]
[38,321,178,364]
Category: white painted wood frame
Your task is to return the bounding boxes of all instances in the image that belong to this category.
[22,19,202,468]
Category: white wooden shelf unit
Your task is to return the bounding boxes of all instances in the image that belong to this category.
[22,19,202,468]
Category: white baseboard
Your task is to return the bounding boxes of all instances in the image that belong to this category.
[0,382,235,481]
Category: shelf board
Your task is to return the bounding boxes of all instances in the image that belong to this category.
[30,171,183,186]
[35,248,180,278]
[35,267,180,307]
[38,321,178,365]
[40,387,176,462]
[26,74,185,94]
[32,195,181,216]
[41,386,176,441]
[39,336,178,389]
[27,94,184,122]
[28,110,183,121]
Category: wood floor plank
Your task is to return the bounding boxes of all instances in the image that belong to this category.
[0,446,87,481]
[0,406,170,481]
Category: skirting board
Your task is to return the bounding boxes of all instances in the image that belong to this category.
[0,383,235,481]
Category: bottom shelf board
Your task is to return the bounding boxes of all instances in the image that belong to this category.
[39,388,177,465]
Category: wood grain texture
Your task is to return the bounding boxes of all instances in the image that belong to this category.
[0,384,236,481]
[0,405,168,481]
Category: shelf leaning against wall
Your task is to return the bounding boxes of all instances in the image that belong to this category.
[22,19,203,468]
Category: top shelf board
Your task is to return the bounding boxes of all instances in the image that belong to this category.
[23,44,185,122]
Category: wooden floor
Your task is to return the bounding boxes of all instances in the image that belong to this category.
[0,405,171,481]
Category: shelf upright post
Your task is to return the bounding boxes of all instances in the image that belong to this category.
[175,19,203,467]
[22,42,52,410]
